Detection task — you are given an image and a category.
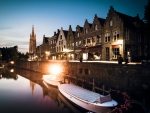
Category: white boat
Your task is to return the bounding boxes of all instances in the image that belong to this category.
[43,74,63,87]
[58,84,117,113]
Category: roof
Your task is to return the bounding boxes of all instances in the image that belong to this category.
[97,18,105,26]
[116,12,137,29]
[63,30,68,37]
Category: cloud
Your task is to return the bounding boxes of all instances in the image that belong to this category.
[0,26,12,30]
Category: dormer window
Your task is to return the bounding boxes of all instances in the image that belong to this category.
[110,20,113,26]
[94,24,97,31]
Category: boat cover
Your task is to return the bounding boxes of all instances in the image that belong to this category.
[59,84,102,103]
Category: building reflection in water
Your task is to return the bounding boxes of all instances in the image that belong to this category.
[15,67,87,113]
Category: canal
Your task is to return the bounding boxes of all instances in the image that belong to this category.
[0,67,89,113]
[0,67,147,113]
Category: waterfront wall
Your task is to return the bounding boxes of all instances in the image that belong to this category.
[15,61,150,103]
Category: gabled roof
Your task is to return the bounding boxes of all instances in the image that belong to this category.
[43,37,49,44]
[63,30,68,38]
[116,12,137,29]
[97,18,105,26]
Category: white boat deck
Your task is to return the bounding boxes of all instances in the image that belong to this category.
[59,84,103,103]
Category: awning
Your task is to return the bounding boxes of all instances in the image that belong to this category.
[112,45,120,48]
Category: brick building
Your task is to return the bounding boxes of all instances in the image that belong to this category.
[36,6,147,61]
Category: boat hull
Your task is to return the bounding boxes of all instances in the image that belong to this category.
[43,75,63,87]
[58,85,113,113]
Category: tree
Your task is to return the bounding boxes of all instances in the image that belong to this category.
[144,0,150,34]
[143,0,150,58]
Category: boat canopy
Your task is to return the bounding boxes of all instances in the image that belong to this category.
[59,84,101,103]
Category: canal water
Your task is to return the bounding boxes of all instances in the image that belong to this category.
[0,67,88,113]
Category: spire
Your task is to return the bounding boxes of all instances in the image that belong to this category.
[32,25,34,37]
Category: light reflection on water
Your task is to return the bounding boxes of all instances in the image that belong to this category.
[0,67,87,113]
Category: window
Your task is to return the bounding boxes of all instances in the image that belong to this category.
[97,35,101,43]
[87,38,90,43]
[83,39,86,44]
[106,47,110,60]
[76,42,78,46]
[105,33,110,42]
[112,48,119,59]
[125,29,129,40]
[95,24,97,31]
[85,28,88,34]
[85,69,89,75]
[113,31,119,41]
[79,68,82,74]
[110,20,113,26]
[60,35,62,39]
[79,41,81,45]
[92,37,95,42]
[77,32,80,37]
[138,33,141,42]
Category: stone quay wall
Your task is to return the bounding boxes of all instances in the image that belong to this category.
[15,61,150,103]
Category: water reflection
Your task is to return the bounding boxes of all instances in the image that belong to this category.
[0,67,88,113]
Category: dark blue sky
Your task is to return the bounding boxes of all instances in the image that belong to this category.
[0,0,148,53]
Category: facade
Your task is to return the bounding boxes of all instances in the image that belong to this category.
[102,6,145,61]
[74,15,105,61]
[55,27,68,60]
[66,25,75,60]
[48,30,59,60]
[36,6,147,62]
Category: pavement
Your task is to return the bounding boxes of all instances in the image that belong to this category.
[49,60,141,65]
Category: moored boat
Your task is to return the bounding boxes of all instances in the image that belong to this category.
[43,74,63,87]
[58,84,117,113]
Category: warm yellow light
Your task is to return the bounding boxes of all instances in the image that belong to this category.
[10,69,14,72]
[10,61,14,64]
[117,40,123,46]
[49,64,62,75]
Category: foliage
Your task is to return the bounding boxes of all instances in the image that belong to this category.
[143,0,150,36]
[0,46,29,62]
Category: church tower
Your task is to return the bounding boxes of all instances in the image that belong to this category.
[29,25,36,53]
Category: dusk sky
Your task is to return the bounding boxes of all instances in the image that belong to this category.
[0,0,148,53]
